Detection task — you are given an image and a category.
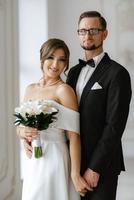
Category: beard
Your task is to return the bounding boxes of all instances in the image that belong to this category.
[81,42,103,51]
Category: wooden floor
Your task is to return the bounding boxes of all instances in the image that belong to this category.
[116,157,134,200]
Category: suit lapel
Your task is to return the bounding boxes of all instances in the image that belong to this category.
[80,53,111,107]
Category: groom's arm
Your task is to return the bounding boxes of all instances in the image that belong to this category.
[88,67,132,174]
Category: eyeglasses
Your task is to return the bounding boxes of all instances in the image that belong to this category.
[77,28,104,36]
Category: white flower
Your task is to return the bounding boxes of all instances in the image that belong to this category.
[14,100,58,116]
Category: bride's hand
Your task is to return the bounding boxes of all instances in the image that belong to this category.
[17,126,38,142]
[71,174,93,196]
[17,127,37,159]
[23,138,33,158]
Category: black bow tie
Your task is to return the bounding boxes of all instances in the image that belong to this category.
[79,59,95,68]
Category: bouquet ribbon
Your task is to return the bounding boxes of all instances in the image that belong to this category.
[32,134,43,158]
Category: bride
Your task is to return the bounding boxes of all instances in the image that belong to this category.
[17,38,89,200]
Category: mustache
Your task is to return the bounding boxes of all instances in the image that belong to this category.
[82,42,103,51]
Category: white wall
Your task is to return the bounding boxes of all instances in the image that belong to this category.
[19,0,48,100]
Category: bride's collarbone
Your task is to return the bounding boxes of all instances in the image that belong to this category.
[28,83,63,101]
[29,91,58,101]
[37,80,64,89]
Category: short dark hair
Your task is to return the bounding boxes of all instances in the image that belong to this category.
[78,11,107,30]
[40,38,70,73]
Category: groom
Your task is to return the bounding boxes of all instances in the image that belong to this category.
[67,11,132,200]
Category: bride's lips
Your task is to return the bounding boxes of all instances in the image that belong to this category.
[49,68,59,73]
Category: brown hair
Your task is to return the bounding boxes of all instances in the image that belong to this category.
[78,11,107,30]
[40,38,70,73]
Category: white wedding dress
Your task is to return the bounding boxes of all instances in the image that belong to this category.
[22,100,80,200]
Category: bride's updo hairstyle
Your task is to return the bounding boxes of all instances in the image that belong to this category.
[40,38,70,74]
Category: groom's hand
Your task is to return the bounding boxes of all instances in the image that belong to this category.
[83,168,100,189]
[71,173,93,197]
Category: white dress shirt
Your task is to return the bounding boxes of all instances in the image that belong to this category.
[76,52,105,103]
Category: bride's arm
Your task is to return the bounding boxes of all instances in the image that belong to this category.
[67,131,91,196]
[16,84,37,158]
[57,84,91,196]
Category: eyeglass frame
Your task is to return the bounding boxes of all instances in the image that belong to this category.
[77,28,104,36]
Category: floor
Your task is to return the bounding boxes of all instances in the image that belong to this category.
[116,157,134,200]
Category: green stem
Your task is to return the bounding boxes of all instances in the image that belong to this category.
[34,147,43,158]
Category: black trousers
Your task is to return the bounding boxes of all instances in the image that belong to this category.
[81,174,118,200]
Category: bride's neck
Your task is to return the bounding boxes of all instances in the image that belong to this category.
[39,77,61,87]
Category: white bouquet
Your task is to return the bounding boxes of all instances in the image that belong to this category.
[14,100,58,158]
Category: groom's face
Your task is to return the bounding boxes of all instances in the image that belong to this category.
[78,17,107,51]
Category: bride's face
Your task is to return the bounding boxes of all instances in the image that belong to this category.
[42,48,66,79]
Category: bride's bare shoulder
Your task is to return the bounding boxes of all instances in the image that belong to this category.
[56,83,78,110]
[57,82,74,93]
[26,83,38,91]
[24,83,37,100]
[25,83,37,93]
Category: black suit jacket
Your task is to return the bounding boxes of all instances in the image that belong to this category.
[67,53,132,175]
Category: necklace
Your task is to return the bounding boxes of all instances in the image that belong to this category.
[39,78,61,87]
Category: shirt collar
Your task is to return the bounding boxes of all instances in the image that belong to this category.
[93,52,105,67]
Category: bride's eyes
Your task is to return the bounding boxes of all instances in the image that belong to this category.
[59,58,66,62]
[46,56,66,62]
[47,56,53,60]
